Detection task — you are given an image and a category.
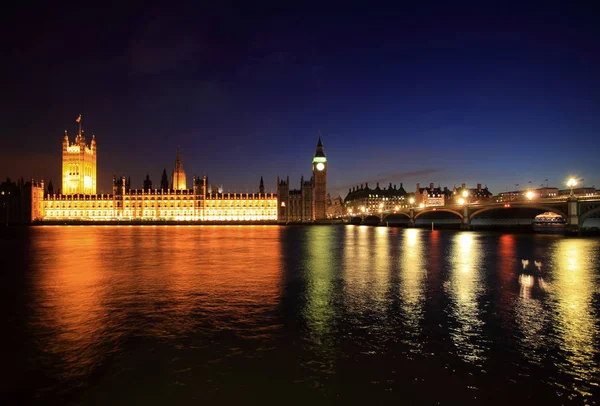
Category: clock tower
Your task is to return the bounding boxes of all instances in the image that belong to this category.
[312,135,327,220]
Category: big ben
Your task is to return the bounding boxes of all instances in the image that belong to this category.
[312,135,327,220]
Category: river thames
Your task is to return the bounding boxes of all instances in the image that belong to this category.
[2,226,599,405]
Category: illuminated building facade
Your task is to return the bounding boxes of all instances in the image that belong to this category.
[450,183,493,204]
[277,136,327,222]
[62,115,96,195]
[344,182,409,214]
[326,194,344,218]
[415,183,448,207]
[42,175,277,222]
[35,119,278,222]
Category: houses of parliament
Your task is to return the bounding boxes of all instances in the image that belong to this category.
[23,117,328,223]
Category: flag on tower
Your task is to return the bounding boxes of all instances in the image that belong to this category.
[76,114,81,123]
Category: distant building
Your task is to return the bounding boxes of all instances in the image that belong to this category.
[326,194,344,218]
[415,183,447,207]
[344,182,408,215]
[450,183,493,204]
[277,176,313,222]
[277,136,327,223]
[0,178,44,224]
[496,186,568,202]
[559,187,596,197]
[535,187,559,198]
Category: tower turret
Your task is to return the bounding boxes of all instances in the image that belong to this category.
[259,176,265,194]
[171,147,187,190]
[312,134,327,220]
[61,115,96,195]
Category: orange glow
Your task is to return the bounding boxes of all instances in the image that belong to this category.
[30,226,283,373]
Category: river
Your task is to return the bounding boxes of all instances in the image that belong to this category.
[2,225,599,404]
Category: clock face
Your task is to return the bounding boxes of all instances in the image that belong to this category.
[316,162,325,171]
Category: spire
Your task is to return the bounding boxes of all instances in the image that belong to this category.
[175,146,183,172]
[160,168,169,191]
[76,114,82,139]
[314,132,326,158]
[259,176,265,194]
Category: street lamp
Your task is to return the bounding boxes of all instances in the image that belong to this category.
[462,190,468,198]
[526,190,534,200]
[458,198,465,205]
[567,178,577,196]
[409,197,415,206]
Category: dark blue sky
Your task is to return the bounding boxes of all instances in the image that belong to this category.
[2,2,599,197]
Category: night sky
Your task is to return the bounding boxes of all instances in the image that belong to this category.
[2,2,599,197]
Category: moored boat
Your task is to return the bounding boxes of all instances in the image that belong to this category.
[532,212,566,233]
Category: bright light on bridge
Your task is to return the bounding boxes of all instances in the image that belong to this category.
[462,190,468,198]
[567,178,578,196]
[458,198,465,205]
[526,191,535,200]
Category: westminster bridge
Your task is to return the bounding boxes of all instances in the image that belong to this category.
[349,195,600,234]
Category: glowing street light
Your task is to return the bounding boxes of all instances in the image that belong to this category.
[462,190,468,198]
[567,178,577,196]
[458,198,465,205]
[409,197,415,205]
[526,190,534,200]
[419,203,425,208]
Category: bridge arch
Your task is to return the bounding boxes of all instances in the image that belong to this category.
[350,216,362,225]
[382,212,411,222]
[580,206,600,226]
[415,208,463,219]
[363,215,381,225]
[469,205,567,221]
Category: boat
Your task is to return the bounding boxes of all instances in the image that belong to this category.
[532,212,566,233]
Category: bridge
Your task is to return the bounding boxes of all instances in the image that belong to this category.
[349,195,600,234]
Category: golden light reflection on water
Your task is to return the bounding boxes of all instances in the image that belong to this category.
[343,226,379,313]
[399,229,426,343]
[304,227,336,336]
[31,228,109,378]
[551,239,599,395]
[29,226,283,378]
[302,226,338,376]
[446,233,486,365]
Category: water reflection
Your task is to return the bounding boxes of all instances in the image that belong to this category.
[303,227,336,350]
[6,226,600,404]
[551,239,599,397]
[343,226,376,313]
[446,233,486,365]
[399,229,426,348]
[30,228,111,380]
[28,226,284,394]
